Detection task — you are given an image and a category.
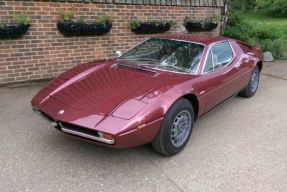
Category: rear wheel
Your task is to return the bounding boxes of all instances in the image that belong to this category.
[152,98,194,156]
[239,66,260,98]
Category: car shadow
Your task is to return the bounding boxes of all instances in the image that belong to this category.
[42,128,164,164]
[40,93,253,166]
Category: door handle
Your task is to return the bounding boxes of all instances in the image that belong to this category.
[242,59,250,63]
[235,63,240,70]
[242,56,251,63]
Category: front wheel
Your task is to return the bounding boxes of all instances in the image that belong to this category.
[239,66,260,98]
[152,98,194,156]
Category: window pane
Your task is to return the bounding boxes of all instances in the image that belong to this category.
[120,38,204,74]
[212,42,233,69]
[203,50,213,73]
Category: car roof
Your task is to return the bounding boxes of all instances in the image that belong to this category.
[154,34,232,46]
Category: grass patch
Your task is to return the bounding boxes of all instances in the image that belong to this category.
[243,11,287,24]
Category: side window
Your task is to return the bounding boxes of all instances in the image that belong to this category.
[203,50,213,73]
[203,42,234,73]
[212,42,233,69]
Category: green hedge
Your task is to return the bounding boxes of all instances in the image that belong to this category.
[223,11,287,59]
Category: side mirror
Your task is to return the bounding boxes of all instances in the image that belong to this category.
[115,50,122,58]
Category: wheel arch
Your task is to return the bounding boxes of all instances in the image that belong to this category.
[151,93,199,155]
[257,61,263,72]
[182,94,199,120]
[161,92,200,121]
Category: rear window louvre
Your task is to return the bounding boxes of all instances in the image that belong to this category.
[237,41,252,53]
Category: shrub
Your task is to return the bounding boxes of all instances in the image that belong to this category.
[78,16,86,24]
[57,12,112,36]
[59,11,75,22]
[223,11,253,41]
[0,22,4,29]
[230,0,256,10]
[210,14,221,24]
[225,11,241,27]
[59,11,112,24]
[223,26,251,42]
[223,10,287,59]
[168,20,177,28]
[99,15,112,24]
[256,0,287,16]
[129,18,176,34]
[0,13,31,39]
[130,19,140,30]
[130,18,177,30]
[260,38,287,59]
[13,13,30,25]
[249,21,285,40]
[183,14,220,32]
[184,14,220,25]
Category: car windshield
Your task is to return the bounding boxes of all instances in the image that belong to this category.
[119,38,204,74]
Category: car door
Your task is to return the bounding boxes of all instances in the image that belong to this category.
[198,41,243,113]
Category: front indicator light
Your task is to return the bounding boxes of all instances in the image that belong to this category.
[98,131,115,142]
[138,124,146,129]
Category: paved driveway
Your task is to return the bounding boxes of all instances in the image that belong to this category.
[0,61,286,192]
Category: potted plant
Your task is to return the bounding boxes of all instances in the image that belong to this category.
[0,13,31,39]
[57,11,112,36]
[184,14,220,32]
[130,18,177,34]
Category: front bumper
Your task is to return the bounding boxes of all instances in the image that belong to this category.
[59,122,115,145]
[36,110,162,148]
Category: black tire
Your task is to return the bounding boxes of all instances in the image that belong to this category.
[152,98,194,156]
[239,65,260,98]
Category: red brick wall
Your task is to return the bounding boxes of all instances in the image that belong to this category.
[0,0,221,84]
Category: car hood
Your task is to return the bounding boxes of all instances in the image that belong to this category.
[37,62,174,116]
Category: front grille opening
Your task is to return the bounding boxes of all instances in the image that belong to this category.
[60,122,99,138]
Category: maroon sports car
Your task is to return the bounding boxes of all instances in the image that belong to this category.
[32,35,263,156]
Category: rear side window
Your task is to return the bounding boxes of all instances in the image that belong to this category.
[203,42,233,73]
[212,42,233,69]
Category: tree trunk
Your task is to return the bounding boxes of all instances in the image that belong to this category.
[220,0,230,35]
[241,0,248,12]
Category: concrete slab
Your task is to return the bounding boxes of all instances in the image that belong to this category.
[0,61,286,192]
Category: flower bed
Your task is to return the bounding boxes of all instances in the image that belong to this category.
[130,19,176,34]
[0,13,30,39]
[184,21,218,32]
[57,22,112,36]
[0,24,30,39]
[131,22,171,34]
[57,12,112,36]
[184,15,219,32]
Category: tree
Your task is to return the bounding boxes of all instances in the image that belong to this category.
[256,0,287,15]
[241,0,248,12]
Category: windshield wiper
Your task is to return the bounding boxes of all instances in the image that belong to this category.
[137,57,160,62]
[160,65,187,72]
[117,63,157,72]
[119,57,160,62]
